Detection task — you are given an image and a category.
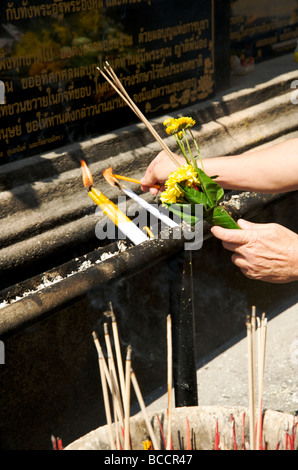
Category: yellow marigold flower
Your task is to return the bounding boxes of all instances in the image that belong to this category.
[142,439,153,450]
[164,116,196,135]
[165,122,180,135]
[163,117,175,127]
[175,116,196,130]
[160,164,199,204]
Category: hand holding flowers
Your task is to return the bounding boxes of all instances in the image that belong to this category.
[157,117,240,229]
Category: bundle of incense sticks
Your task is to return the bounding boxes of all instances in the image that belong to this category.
[92,302,167,450]
[51,304,296,450]
[246,307,267,450]
[97,62,181,168]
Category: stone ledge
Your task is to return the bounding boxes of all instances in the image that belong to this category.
[0,56,297,288]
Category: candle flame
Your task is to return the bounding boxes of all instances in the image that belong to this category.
[103,166,122,188]
[80,159,93,188]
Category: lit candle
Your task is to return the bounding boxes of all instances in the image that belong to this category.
[81,160,148,245]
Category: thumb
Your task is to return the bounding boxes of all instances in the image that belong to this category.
[140,175,160,195]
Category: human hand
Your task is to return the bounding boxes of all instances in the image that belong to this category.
[211,219,298,283]
[140,150,184,195]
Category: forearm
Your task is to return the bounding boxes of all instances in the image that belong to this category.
[202,138,298,193]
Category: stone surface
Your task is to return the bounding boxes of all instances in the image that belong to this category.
[65,405,296,450]
[0,53,297,451]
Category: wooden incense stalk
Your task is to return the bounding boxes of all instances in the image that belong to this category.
[246,308,256,450]
[124,345,132,450]
[256,313,267,450]
[97,62,181,168]
[104,322,124,447]
[130,368,160,450]
[110,303,126,410]
[93,331,124,449]
[166,314,173,450]
[92,331,116,450]
[104,322,124,418]
[246,320,254,450]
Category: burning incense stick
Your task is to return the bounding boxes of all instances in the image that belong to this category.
[97,62,181,168]
[103,166,178,229]
[166,314,173,450]
[131,368,160,450]
[103,167,160,190]
[81,160,148,245]
[123,186,179,229]
[124,345,132,450]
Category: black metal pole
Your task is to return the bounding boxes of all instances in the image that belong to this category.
[168,249,198,407]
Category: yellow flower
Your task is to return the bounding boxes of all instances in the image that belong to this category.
[160,164,199,204]
[142,439,153,450]
[176,116,196,129]
[163,116,196,135]
[163,117,175,127]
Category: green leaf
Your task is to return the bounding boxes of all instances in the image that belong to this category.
[196,168,224,208]
[164,202,202,226]
[211,206,241,229]
[177,184,209,209]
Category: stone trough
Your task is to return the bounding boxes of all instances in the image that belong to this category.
[65,405,296,450]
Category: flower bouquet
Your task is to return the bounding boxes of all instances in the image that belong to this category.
[160,117,240,229]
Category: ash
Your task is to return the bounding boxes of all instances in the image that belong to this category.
[0,241,127,309]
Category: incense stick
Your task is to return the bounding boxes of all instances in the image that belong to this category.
[246,311,255,450]
[110,304,126,410]
[166,314,173,450]
[124,345,132,450]
[93,331,125,449]
[120,185,179,229]
[92,331,116,450]
[113,173,161,190]
[104,322,124,447]
[256,313,267,450]
[246,308,268,451]
[104,322,124,419]
[97,62,180,168]
[130,368,160,450]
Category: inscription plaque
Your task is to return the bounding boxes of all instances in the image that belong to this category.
[230,0,298,63]
[0,0,214,164]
